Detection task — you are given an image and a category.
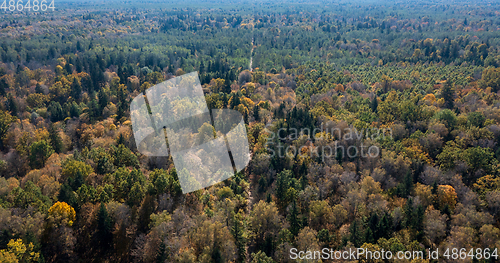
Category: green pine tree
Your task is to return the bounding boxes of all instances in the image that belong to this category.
[156,242,168,263]
[253,105,260,121]
[288,200,301,236]
[0,78,8,96]
[442,81,455,109]
[71,78,82,100]
[97,202,113,249]
[349,219,364,247]
[370,96,378,112]
[49,124,64,153]
[231,214,246,262]
[98,90,109,112]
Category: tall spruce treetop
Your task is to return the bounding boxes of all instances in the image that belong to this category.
[442,80,455,109]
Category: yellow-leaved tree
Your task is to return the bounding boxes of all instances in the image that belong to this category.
[0,239,40,263]
[48,201,76,226]
[436,185,458,210]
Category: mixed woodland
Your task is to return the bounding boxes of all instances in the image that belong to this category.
[1,0,500,262]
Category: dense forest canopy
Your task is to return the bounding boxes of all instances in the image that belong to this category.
[0,0,500,262]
